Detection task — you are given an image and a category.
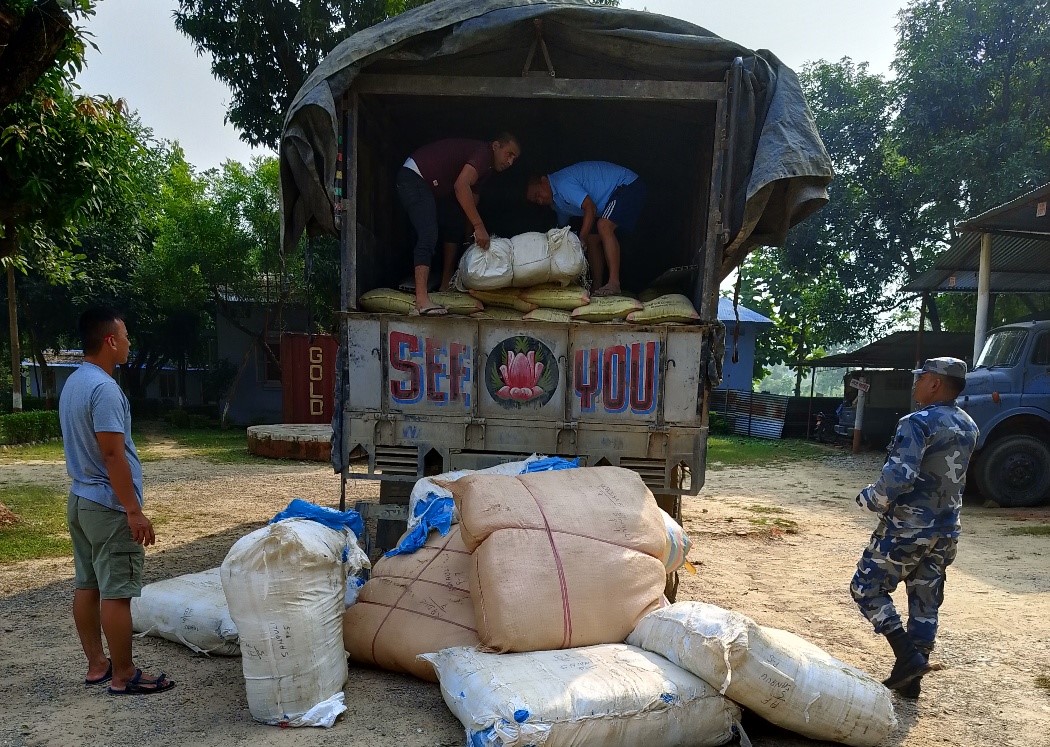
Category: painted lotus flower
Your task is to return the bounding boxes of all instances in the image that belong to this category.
[498,351,545,402]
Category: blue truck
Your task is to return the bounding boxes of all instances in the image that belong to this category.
[962,319,1050,507]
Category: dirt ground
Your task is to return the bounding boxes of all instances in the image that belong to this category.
[1,445,1048,747]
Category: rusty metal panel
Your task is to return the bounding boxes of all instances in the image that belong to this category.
[346,317,382,411]
[281,333,338,423]
[383,316,478,416]
[663,328,704,425]
[709,389,789,439]
[569,325,665,424]
[477,320,569,421]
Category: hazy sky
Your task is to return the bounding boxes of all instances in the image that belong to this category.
[75,1,908,171]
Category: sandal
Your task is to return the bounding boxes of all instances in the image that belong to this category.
[85,659,112,686]
[108,668,175,696]
[411,304,448,317]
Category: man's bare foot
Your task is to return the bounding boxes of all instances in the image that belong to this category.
[593,283,621,297]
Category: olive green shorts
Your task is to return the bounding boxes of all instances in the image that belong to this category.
[67,493,144,599]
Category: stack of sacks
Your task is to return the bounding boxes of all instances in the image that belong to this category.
[132,568,240,656]
[423,644,744,747]
[443,465,671,652]
[627,602,897,747]
[628,293,702,325]
[221,500,370,728]
[344,526,478,681]
[457,226,586,290]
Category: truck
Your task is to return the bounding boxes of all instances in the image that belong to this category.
[278,0,833,575]
[963,319,1050,507]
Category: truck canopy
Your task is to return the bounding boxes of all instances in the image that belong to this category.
[279,0,833,280]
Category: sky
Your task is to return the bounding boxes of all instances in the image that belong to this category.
[75,0,909,172]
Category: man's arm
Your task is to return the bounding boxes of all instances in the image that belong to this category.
[856,417,928,513]
[579,196,598,239]
[453,164,488,248]
[96,431,155,546]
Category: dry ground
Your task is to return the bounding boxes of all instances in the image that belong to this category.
[0,443,1048,747]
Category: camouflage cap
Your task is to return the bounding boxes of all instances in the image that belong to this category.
[912,356,968,380]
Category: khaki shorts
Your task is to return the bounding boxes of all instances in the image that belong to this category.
[67,493,144,599]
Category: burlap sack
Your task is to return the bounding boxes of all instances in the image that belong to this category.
[343,526,479,681]
[447,466,667,653]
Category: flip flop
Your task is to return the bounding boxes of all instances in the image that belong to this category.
[592,286,622,297]
[411,305,448,317]
[85,659,112,686]
[107,669,175,696]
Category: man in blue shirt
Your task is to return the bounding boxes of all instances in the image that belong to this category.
[527,161,647,296]
[59,307,174,696]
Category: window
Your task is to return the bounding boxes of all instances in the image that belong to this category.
[1032,333,1050,366]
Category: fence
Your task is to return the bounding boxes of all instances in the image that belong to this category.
[710,390,843,440]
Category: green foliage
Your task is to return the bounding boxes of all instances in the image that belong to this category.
[1005,524,1050,537]
[162,409,216,430]
[0,439,64,461]
[708,412,730,435]
[0,410,60,444]
[0,485,71,564]
[174,0,396,148]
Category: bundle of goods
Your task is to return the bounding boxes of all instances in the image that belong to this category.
[522,308,572,322]
[131,568,239,656]
[628,293,702,324]
[519,284,590,310]
[359,288,481,316]
[457,226,586,290]
[627,602,897,747]
[421,644,744,747]
[472,306,526,320]
[570,295,645,322]
[220,500,369,728]
[467,287,536,313]
[343,526,478,681]
[443,465,671,652]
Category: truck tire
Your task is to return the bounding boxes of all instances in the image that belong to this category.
[975,435,1050,508]
[376,480,412,553]
[653,492,682,603]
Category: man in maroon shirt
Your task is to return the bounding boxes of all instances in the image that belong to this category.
[396,133,521,315]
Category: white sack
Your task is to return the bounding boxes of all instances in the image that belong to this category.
[421,644,744,747]
[627,602,896,747]
[220,518,369,727]
[131,568,239,656]
[456,228,586,290]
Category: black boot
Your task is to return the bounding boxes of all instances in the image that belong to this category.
[900,639,933,699]
[883,628,930,690]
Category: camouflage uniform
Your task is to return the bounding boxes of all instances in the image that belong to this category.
[851,398,979,650]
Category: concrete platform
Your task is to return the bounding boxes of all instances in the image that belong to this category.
[247,424,331,462]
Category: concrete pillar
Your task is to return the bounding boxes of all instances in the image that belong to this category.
[973,232,993,363]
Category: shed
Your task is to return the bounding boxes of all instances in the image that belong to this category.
[717,297,773,391]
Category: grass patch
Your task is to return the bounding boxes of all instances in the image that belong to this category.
[0,485,72,563]
[746,504,788,515]
[707,436,825,470]
[137,427,269,464]
[0,439,65,462]
[748,516,800,534]
[1005,525,1050,537]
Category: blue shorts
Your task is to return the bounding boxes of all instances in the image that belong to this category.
[600,178,647,232]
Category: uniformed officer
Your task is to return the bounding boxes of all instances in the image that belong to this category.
[851,357,979,698]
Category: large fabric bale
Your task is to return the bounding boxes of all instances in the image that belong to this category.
[221,518,369,727]
[131,568,239,656]
[627,602,897,747]
[421,644,743,747]
[343,526,479,681]
[445,466,668,652]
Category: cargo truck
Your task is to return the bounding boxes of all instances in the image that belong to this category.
[278,0,834,580]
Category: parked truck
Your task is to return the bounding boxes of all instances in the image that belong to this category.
[963,319,1050,507]
[278,0,833,567]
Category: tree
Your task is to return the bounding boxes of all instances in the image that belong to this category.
[174,0,395,148]
[894,0,1050,224]
[0,0,93,110]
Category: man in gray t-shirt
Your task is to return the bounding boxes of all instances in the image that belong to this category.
[59,308,174,696]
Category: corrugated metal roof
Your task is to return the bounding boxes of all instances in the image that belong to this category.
[903,268,1050,293]
[933,231,1050,273]
[958,182,1050,239]
[718,297,773,325]
[800,331,974,369]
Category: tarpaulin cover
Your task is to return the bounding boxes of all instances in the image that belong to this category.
[279,0,832,263]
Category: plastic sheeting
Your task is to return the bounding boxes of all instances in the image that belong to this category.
[280,0,832,261]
